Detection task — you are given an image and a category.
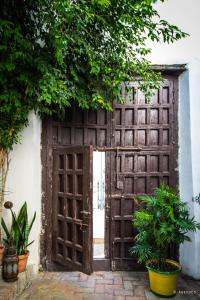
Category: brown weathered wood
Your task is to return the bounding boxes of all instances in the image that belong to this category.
[41,74,179,272]
[51,146,93,274]
[109,76,178,270]
[94,146,142,151]
[151,64,187,74]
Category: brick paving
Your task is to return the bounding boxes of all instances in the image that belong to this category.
[0,266,33,300]
[14,271,200,300]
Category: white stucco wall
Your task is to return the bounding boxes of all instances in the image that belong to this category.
[3,0,200,278]
[179,60,200,279]
[148,0,200,64]
[148,0,200,279]
[3,112,42,273]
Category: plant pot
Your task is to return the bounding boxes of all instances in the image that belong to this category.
[18,251,29,273]
[146,259,182,297]
[0,245,4,266]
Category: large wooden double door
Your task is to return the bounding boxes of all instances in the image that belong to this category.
[41,75,178,273]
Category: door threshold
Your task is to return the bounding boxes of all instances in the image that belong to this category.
[93,258,110,271]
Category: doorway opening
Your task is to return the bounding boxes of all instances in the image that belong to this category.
[93,151,105,259]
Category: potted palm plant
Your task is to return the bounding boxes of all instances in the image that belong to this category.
[130,184,200,297]
[2,201,36,273]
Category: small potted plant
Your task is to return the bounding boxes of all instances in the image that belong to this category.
[2,201,36,273]
[130,184,200,297]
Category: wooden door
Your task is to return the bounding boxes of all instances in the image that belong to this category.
[52,146,93,274]
[110,77,178,270]
[41,75,178,271]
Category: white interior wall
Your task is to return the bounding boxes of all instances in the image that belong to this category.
[3,112,42,274]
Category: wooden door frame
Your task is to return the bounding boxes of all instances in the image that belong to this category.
[41,120,53,270]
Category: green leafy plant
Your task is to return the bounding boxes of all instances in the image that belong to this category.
[2,201,36,255]
[130,184,200,271]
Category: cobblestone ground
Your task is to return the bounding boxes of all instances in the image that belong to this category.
[16,271,200,300]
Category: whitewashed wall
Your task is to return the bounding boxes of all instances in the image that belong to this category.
[3,0,200,278]
[148,0,200,279]
[4,112,42,273]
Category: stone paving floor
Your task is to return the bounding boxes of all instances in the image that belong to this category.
[16,271,200,300]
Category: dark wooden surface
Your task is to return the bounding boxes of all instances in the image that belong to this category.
[41,75,179,272]
[51,146,93,274]
[110,77,178,270]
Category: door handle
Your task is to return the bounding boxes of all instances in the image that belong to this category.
[80,223,88,231]
[80,210,91,216]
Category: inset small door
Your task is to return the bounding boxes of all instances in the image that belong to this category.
[52,146,93,274]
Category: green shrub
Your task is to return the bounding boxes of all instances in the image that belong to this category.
[130,184,200,270]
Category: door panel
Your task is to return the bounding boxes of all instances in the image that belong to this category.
[110,78,178,270]
[52,146,93,274]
